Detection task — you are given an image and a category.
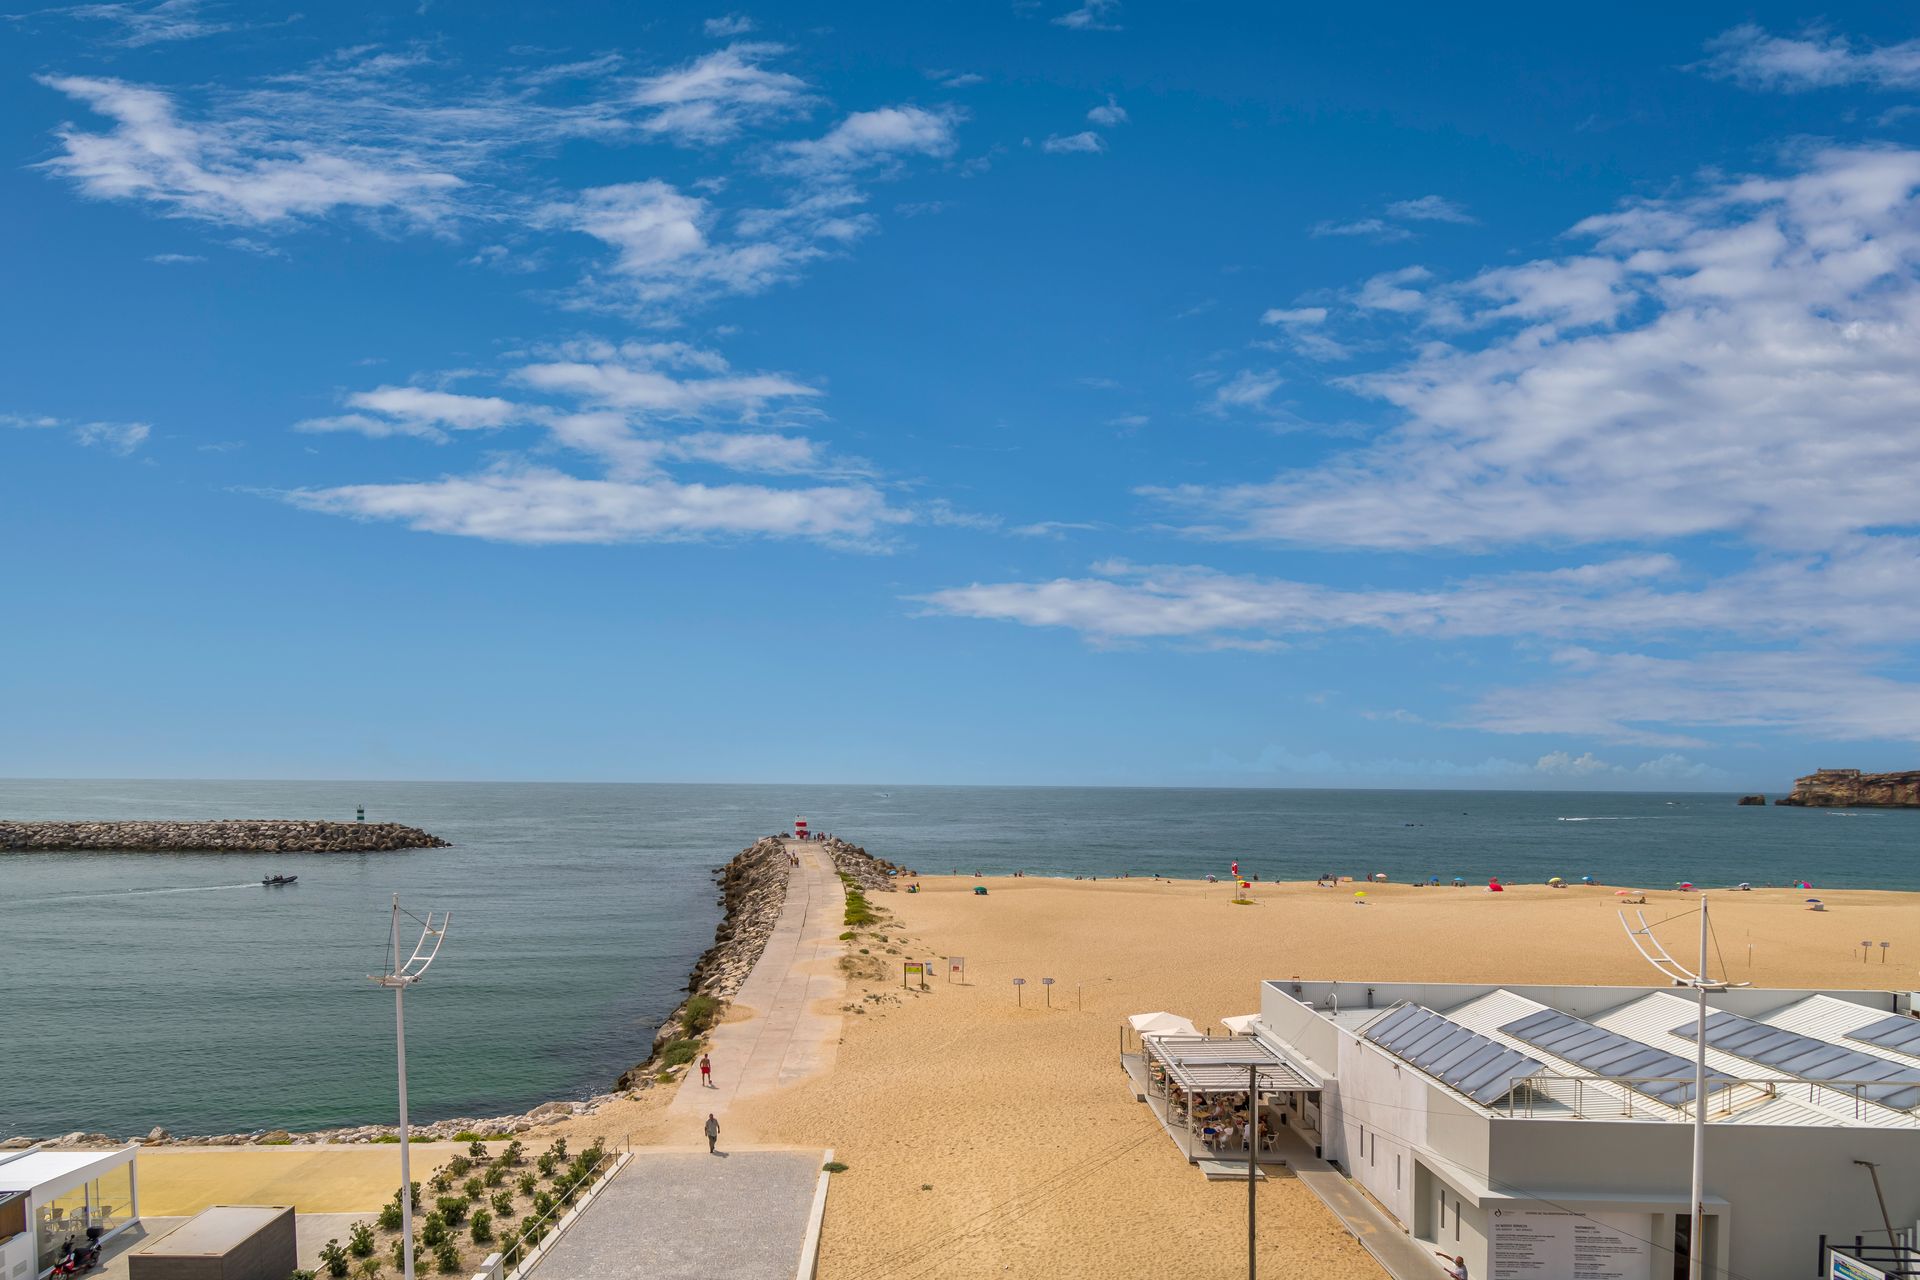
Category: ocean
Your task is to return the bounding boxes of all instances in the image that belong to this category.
[2,779,1911,1138]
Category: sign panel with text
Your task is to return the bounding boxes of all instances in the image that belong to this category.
[1490,1208,1652,1280]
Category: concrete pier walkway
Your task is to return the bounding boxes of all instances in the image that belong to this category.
[668,838,848,1129]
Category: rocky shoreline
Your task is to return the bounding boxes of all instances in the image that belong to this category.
[0,820,450,852]
[4,831,907,1152]
[1776,769,1920,808]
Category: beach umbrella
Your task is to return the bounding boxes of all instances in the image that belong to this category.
[1354,891,1367,903]
[1678,882,1694,890]
[1614,889,1633,896]
[1580,875,1594,884]
[1548,876,1565,886]
[1451,876,1465,886]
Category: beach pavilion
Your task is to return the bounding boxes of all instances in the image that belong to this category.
[0,1146,140,1279]
[1122,1017,1324,1170]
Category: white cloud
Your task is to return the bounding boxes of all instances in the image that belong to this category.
[1697,24,1920,92]
[1041,131,1105,155]
[702,13,755,37]
[1155,148,1920,551]
[1087,95,1128,126]
[64,0,235,46]
[512,353,817,414]
[1311,217,1411,242]
[5,412,150,455]
[1260,305,1350,360]
[776,105,963,177]
[632,42,813,144]
[1052,0,1121,30]
[146,252,204,264]
[1386,194,1475,224]
[38,75,464,227]
[287,465,898,547]
[296,387,523,441]
[1206,369,1282,413]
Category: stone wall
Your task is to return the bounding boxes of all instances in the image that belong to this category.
[0,820,450,851]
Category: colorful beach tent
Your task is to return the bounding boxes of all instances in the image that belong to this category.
[1128,1011,1200,1037]
[1221,1014,1260,1035]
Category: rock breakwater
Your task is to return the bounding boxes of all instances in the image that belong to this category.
[1776,769,1920,808]
[0,820,450,852]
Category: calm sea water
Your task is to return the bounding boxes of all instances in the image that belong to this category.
[2,780,1913,1138]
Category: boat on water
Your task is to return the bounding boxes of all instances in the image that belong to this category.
[261,874,297,886]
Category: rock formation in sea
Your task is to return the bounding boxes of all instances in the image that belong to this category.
[1736,794,1766,806]
[0,820,450,851]
[1774,769,1920,808]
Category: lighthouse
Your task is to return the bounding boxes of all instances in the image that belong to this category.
[794,817,809,842]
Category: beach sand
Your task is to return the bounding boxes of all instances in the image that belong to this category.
[703,876,1918,1280]
[122,876,1920,1278]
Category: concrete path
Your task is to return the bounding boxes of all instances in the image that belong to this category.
[668,838,846,1134]
[1274,1130,1444,1279]
[523,1150,824,1280]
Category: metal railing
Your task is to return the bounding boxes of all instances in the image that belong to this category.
[496,1140,629,1279]
[1500,1070,1920,1123]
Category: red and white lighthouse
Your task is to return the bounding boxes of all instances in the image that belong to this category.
[794,817,809,841]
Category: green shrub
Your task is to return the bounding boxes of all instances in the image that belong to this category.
[428,1171,452,1195]
[531,1191,554,1219]
[447,1156,472,1178]
[489,1192,513,1219]
[482,1164,506,1188]
[843,889,874,927]
[659,1039,700,1069]
[468,1211,492,1245]
[464,1178,483,1201]
[377,1203,402,1232]
[433,1242,460,1275]
[822,1161,848,1173]
[454,1133,483,1147]
[290,1269,317,1280]
[387,1239,404,1270]
[419,1214,448,1249]
[839,931,856,940]
[355,1259,381,1280]
[549,1138,568,1162]
[501,1140,524,1166]
[434,1197,468,1227]
[371,1135,400,1144]
[516,1173,536,1197]
[496,1229,520,1263]
[348,1223,375,1258]
[319,1240,349,1279]
[681,994,719,1037]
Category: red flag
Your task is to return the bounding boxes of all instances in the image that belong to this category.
[1231,860,1239,876]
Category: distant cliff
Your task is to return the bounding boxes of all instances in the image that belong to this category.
[1775,770,1920,808]
[0,820,450,851]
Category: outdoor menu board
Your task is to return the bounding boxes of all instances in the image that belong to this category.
[1491,1208,1653,1280]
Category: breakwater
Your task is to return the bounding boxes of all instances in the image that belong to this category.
[0,819,450,852]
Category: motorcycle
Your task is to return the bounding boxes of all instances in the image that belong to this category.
[51,1232,101,1275]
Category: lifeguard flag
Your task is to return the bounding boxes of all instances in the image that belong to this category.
[1231,861,1239,876]
[1239,881,1250,890]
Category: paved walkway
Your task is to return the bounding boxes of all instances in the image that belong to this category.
[524,1150,822,1280]
[1273,1130,1444,1279]
[668,838,847,1132]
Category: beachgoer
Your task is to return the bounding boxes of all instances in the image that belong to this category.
[700,1053,713,1087]
[704,1113,720,1154]
[1435,1253,1467,1279]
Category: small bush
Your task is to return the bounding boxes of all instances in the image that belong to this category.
[838,930,856,940]
[536,1153,556,1178]
[549,1138,568,1162]
[434,1197,468,1227]
[467,1139,488,1160]
[319,1240,349,1279]
[501,1140,524,1166]
[348,1223,375,1258]
[290,1270,317,1280]
[496,1229,520,1263]
[453,1133,483,1147]
[823,1161,848,1173]
[681,994,719,1037]
[447,1156,472,1178]
[843,890,874,928]
[659,1039,700,1069]
[490,1192,513,1219]
[355,1259,382,1280]
[464,1177,483,1201]
[516,1173,536,1197]
[469,1210,492,1245]
[531,1191,554,1219]
[428,1171,453,1195]
[377,1204,402,1233]
[433,1242,461,1275]
[482,1164,506,1188]
[371,1135,400,1144]
[419,1214,448,1249]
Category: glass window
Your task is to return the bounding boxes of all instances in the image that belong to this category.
[36,1185,89,1273]
[93,1164,133,1235]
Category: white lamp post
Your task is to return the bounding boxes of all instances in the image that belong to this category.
[370,895,450,1280]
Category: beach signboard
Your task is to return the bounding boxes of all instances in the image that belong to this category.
[1830,1255,1890,1280]
[949,956,965,982]
[1489,1208,1651,1280]
[904,961,927,989]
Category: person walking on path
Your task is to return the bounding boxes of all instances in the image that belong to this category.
[699,1053,714,1088]
[704,1113,720,1154]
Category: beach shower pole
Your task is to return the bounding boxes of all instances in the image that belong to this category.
[371,895,451,1280]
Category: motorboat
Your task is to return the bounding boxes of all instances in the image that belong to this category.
[262,874,298,886]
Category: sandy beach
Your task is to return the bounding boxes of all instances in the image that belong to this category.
[613,874,1920,1279]
[105,872,1920,1279]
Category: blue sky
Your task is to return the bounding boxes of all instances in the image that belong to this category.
[6,1,1920,788]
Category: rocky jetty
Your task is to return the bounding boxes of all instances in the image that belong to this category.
[1775,769,1920,808]
[821,834,910,891]
[1736,794,1767,806]
[0,820,450,852]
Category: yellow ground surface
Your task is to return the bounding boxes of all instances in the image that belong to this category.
[134,1144,475,1215]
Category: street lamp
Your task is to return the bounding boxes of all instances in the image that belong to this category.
[369,896,450,1280]
[1191,1056,1269,1280]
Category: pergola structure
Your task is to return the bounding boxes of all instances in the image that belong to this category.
[1138,1033,1322,1163]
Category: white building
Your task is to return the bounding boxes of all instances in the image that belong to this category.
[1253,980,1920,1280]
[0,1147,140,1280]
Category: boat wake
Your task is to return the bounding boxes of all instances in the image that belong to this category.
[1557,816,1655,822]
[1,881,262,907]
